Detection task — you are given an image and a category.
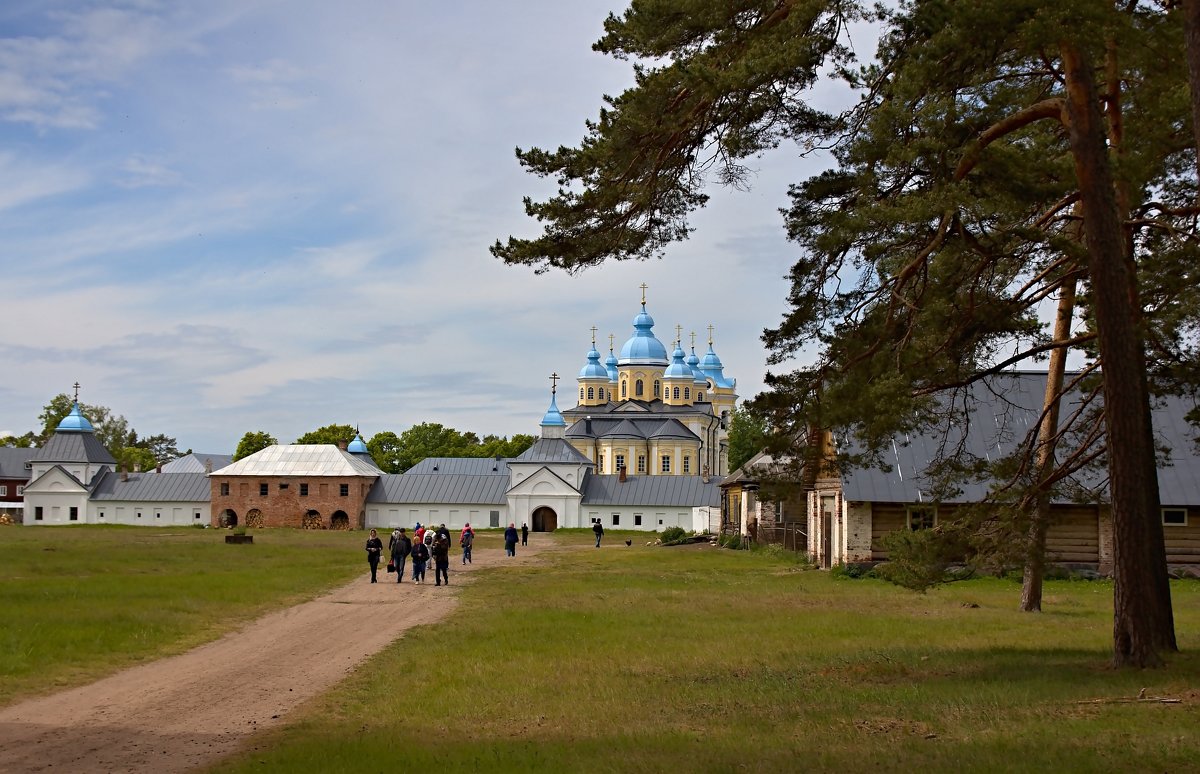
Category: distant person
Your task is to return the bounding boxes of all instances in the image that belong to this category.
[593,520,604,548]
[436,523,451,542]
[504,523,519,557]
[414,523,425,545]
[390,527,412,583]
[410,537,430,584]
[422,526,436,557]
[521,523,529,546]
[460,523,475,565]
[365,528,384,583]
[432,532,451,586]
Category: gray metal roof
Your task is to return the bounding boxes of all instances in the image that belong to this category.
[0,447,35,479]
[838,373,1200,506]
[30,431,116,466]
[161,453,233,473]
[582,473,721,507]
[566,413,702,443]
[367,474,508,505]
[214,445,380,477]
[405,457,509,475]
[511,438,593,465]
[91,471,211,502]
[649,418,698,440]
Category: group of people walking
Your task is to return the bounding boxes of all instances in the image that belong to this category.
[363,521,490,584]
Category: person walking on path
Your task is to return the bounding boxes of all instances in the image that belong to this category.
[414,523,425,546]
[460,524,475,565]
[365,529,384,583]
[432,532,451,586]
[521,523,529,546]
[390,527,412,583]
[592,520,604,548]
[504,523,519,556]
[410,538,429,584]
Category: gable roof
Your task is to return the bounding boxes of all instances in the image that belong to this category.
[0,447,35,479]
[367,474,508,505]
[510,438,593,465]
[836,372,1200,506]
[405,457,509,476]
[582,474,721,507]
[214,445,381,477]
[161,453,234,474]
[25,464,89,492]
[506,465,581,497]
[91,471,211,501]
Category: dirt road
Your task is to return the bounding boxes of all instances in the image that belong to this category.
[0,539,543,773]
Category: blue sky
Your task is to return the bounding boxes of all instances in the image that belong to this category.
[1,1,845,453]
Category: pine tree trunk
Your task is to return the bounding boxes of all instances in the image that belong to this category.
[1021,274,1077,613]
[1060,41,1177,667]
[1184,0,1200,190]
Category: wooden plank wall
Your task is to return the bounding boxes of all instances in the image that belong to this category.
[1165,507,1200,564]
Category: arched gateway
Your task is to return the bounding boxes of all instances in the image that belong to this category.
[531,506,557,532]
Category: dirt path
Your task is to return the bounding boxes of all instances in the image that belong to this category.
[0,537,547,773]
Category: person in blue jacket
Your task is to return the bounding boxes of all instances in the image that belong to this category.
[504,523,519,556]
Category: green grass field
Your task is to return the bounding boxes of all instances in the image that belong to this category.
[3,526,1197,772]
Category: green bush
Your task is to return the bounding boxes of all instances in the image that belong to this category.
[660,526,688,544]
[830,562,874,580]
[719,533,742,550]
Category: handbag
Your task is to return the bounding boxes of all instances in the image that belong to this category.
[386,561,395,573]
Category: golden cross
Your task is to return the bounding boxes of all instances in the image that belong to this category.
[707,324,715,346]
[675,324,682,346]
[608,333,615,352]
[549,372,559,394]
[590,325,598,346]
[639,282,648,305]
[690,330,697,349]
[72,381,80,401]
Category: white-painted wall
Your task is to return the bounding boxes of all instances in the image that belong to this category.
[92,501,211,527]
[365,503,508,531]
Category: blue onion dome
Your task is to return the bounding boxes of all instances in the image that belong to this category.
[578,344,609,379]
[700,343,736,389]
[347,433,368,454]
[56,402,95,433]
[663,343,692,380]
[687,347,708,385]
[605,348,619,382]
[540,392,566,427]
[618,303,669,364]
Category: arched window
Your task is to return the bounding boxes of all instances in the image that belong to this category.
[637,455,646,473]
[635,379,644,397]
[621,381,627,398]
[698,392,705,401]
[599,388,605,400]
[587,387,595,400]
[672,386,680,399]
[684,387,691,400]
[654,380,661,397]
[579,387,584,401]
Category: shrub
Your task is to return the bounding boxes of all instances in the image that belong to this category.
[874,526,970,592]
[660,526,688,544]
[718,533,742,550]
[830,562,874,580]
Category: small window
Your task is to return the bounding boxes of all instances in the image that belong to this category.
[908,507,936,531]
[637,455,646,473]
[259,483,268,497]
[612,513,620,526]
[580,387,585,401]
[35,506,44,520]
[634,513,642,526]
[279,483,289,490]
[654,380,660,397]
[621,381,627,398]
[16,485,23,496]
[597,454,605,471]
[635,379,644,397]
[599,388,605,401]
[683,456,691,474]
[587,387,595,400]
[194,512,201,519]
[0,485,7,496]
[137,512,142,519]
[155,512,161,519]
[615,454,625,471]
[220,482,230,496]
[1163,508,1188,527]
[684,387,690,400]
[672,386,680,400]
[661,455,671,473]
[340,483,349,497]
[300,483,309,496]
[698,392,705,401]
[69,506,78,521]
[99,511,105,519]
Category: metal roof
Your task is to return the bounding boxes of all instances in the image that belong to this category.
[0,447,35,479]
[367,474,509,505]
[565,414,703,442]
[511,438,593,465]
[161,453,234,474]
[91,471,211,501]
[649,418,698,440]
[405,457,509,475]
[213,445,381,477]
[838,373,1200,506]
[582,473,721,507]
[30,431,116,466]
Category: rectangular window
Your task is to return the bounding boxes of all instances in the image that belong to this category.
[661,455,671,474]
[612,513,620,526]
[490,510,500,528]
[35,506,43,520]
[300,483,309,496]
[259,483,269,497]
[1163,508,1188,527]
[137,512,142,519]
[615,454,625,471]
[598,454,605,471]
[69,506,78,521]
[279,483,289,490]
[220,482,230,496]
[155,512,161,519]
[340,483,349,497]
[637,455,646,473]
[99,511,105,519]
[0,485,6,496]
[683,457,691,474]
[907,506,936,531]
[16,485,23,496]
[634,513,642,526]
[194,512,201,520]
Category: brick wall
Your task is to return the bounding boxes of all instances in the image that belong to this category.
[209,474,377,529]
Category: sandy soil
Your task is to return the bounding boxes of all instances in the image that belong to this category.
[0,537,545,773]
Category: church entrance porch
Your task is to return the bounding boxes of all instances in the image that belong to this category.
[532,507,558,532]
